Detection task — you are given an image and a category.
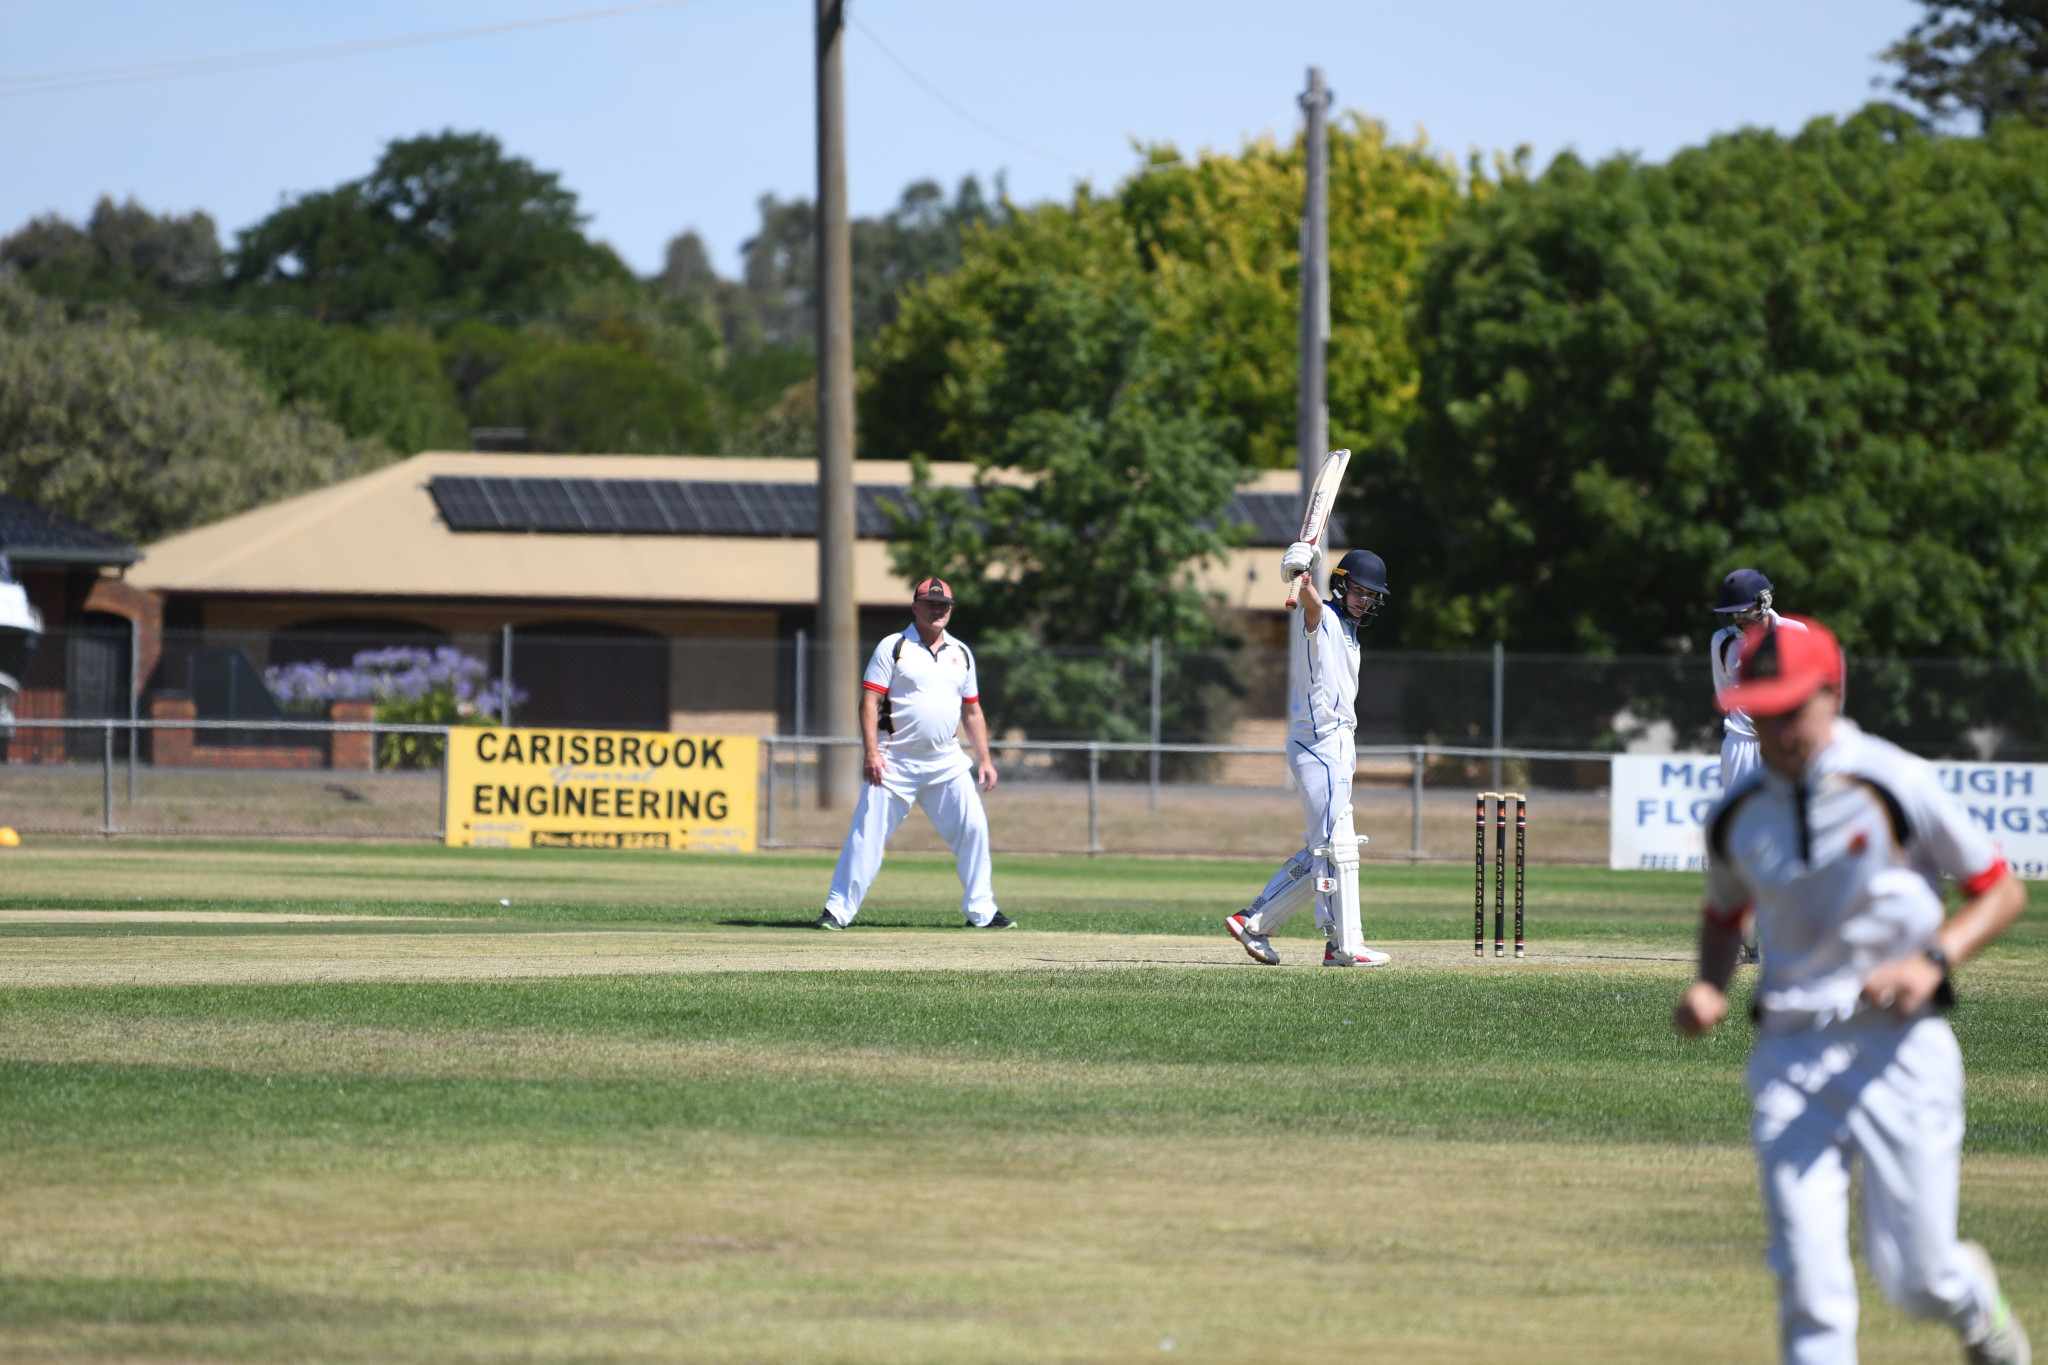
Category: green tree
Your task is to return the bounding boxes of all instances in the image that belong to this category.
[0,279,390,541]
[656,179,1003,457]
[1120,118,1464,468]
[468,340,712,453]
[230,131,633,316]
[1369,106,2048,668]
[0,197,221,306]
[877,201,1246,747]
[851,176,1001,342]
[175,315,468,454]
[862,121,1461,473]
[1886,0,2048,128]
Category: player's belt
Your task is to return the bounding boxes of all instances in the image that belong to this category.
[1750,982,1954,1031]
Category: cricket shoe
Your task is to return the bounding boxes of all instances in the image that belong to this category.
[1225,912,1279,966]
[815,911,844,931]
[971,912,1018,929]
[1322,943,1390,967]
[1962,1241,2031,1365]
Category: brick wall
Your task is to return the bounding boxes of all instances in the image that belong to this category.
[149,695,377,770]
[328,700,374,770]
[9,688,66,764]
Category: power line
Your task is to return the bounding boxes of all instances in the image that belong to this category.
[0,0,707,99]
[844,9,1094,174]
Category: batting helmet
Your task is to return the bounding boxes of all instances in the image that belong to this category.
[1714,568,1773,615]
[1329,549,1389,623]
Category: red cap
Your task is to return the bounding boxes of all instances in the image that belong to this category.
[1717,615,1843,717]
[913,576,954,603]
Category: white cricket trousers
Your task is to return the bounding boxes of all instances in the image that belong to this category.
[1243,731,1364,952]
[1749,1011,1997,1364]
[1722,732,1761,790]
[823,755,997,926]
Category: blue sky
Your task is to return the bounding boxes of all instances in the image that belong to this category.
[2,0,1920,278]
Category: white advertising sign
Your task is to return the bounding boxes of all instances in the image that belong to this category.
[1609,754,1723,873]
[1932,761,2048,879]
[1609,753,2048,878]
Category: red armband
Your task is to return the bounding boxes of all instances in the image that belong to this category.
[962,694,979,705]
[1959,861,2010,898]
[861,681,888,695]
[1702,899,1750,931]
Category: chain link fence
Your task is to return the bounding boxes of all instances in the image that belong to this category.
[0,718,450,841]
[0,624,2038,853]
[762,737,1612,865]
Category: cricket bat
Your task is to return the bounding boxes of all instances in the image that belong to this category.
[1285,448,1351,608]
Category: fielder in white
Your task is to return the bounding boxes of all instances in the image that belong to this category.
[1675,615,2030,1365]
[1225,547,1391,968]
[1710,567,1806,790]
[818,576,1009,930]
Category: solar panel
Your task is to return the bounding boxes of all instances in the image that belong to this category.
[427,477,500,531]
[1222,491,1345,548]
[426,476,1317,546]
[522,479,591,532]
[747,482,815,536]
[683,482,751,535]
[607,480,677,533]
[856,486,901,536]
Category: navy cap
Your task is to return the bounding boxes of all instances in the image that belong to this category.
[1713,568,1772,613]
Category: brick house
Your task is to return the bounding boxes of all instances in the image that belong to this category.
[130,451,1314,739]
[0,495,151,764]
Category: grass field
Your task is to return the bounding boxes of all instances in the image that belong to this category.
[0,841,2040,1362]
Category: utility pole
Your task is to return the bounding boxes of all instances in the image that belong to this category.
[1298,66,1331,575]
[1286,67,1332,790]
[815,0,858,808]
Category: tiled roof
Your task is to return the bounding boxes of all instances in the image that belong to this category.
[0,494,139,567]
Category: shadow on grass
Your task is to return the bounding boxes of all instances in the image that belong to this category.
[714,915,994,930]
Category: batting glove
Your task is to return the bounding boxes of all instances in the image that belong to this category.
[1281,540,1317,578]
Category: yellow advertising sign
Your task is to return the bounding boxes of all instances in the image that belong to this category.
[443,728,757,853]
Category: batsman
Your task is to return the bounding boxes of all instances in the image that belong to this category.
[1226,450,1392,968]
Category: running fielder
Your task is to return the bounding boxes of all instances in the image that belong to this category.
[817,577,1010,930]
[1674,616,2030,1365]
[1710,568,1805,790]
[1224,546,1392,967]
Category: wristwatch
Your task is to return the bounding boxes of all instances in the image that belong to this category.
[1923,943,1951,976]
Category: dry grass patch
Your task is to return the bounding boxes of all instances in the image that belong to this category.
[3,1132,2037,1363]
[0,922,1700,989]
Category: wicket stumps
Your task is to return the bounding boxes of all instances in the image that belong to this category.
[1473,791,1526,958]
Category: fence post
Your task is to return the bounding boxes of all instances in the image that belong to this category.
[127,616,139,803]
[763,737,778,847]
[501,624,515,727]
[1148,636,1162,815]
[792,629,807,812]
[1491,640,1505,791]
[1087,744,1102,854]
[102,722,115,836]
[1411,744,1425,862]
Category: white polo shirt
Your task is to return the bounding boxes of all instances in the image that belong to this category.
[863,625,980,767]
[1704,718,2007,1026]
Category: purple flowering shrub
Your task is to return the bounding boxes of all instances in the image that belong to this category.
[264,647,526,768]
